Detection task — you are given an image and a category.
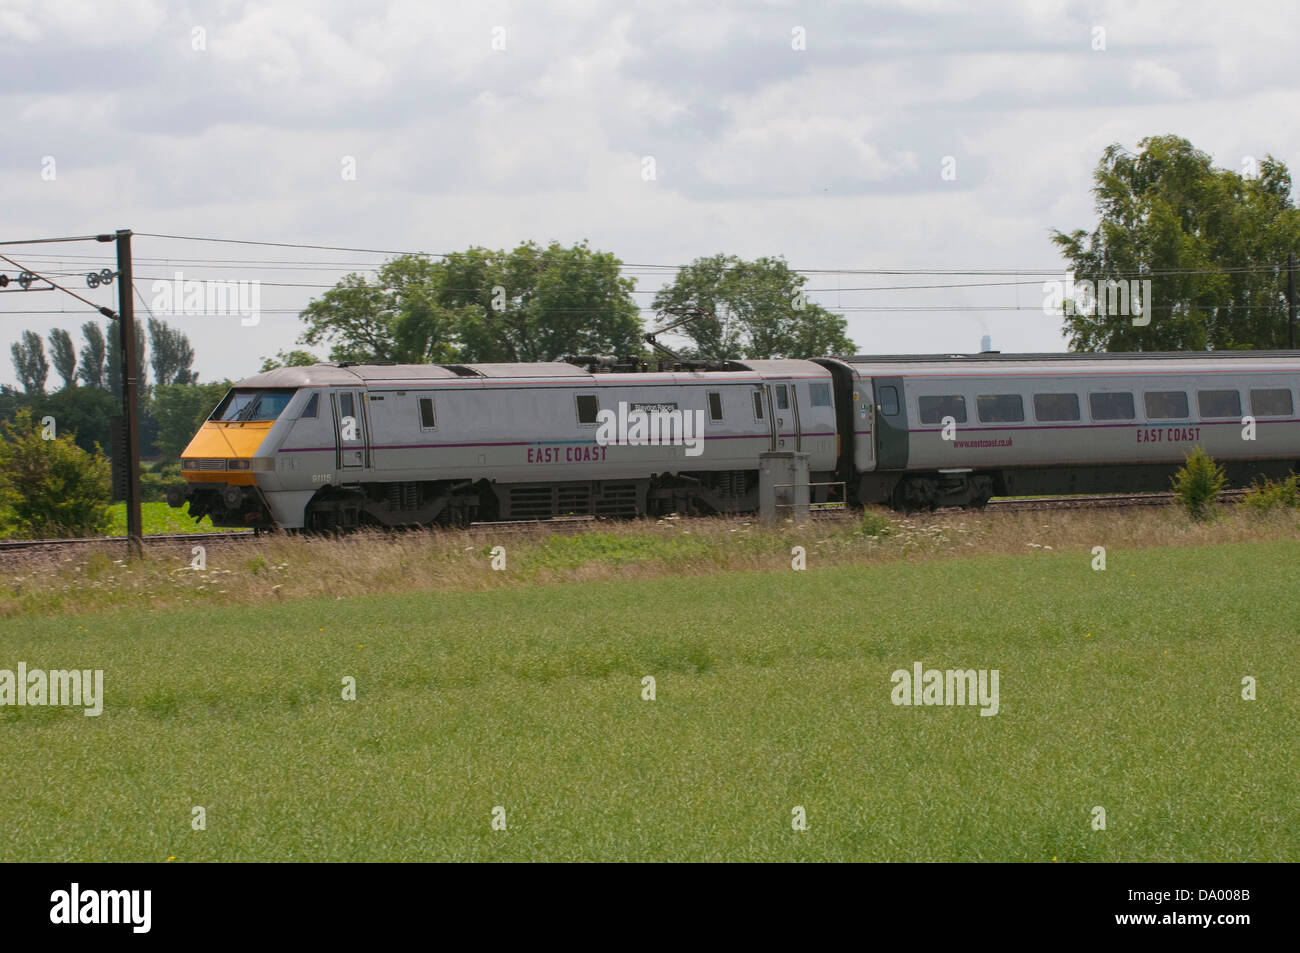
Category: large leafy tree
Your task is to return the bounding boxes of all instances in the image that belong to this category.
[446,242,643,362]
[259,349,321,372]
[35,386,121,455]
[650,254,854,360]
[299,255,474,364]
[1052,135,1300,351]
[298,241,643,364]
[10,330,49,395]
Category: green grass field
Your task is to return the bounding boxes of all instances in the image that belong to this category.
[2,539,1296,861]
[103,501,232,536]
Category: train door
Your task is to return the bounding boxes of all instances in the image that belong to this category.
[770,382,800,451]
[752,384,777,450]
[855,379,875,470]
[332,389,368,470]
[873,376,909,469]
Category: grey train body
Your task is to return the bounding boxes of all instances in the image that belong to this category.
[175,352,1300,530]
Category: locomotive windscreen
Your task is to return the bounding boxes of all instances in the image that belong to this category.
[210,388,297,423]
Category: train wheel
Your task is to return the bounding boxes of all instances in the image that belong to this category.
[892,477,937,512]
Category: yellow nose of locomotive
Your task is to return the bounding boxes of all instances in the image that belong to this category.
[179,421,273,484]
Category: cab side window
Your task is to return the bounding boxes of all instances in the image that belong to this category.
[708,392,724,422]
[576,394,599,426]
[418,397,437,430]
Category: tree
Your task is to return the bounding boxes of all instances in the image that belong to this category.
[151,381,232,461]
[36,386,121,456]
[0,408,111,538]
[650,254,855,360]
[48,328,78,390]
[107,320,146,395]
[298,241,644,364]
[1052,135,1300,351]
[10,330,49,395]
[259,349,322,372]
[78,321,107,389]
[0,384,28,425]
[147,316,197,385]
[299,257,464,363]
[445,241,644,362]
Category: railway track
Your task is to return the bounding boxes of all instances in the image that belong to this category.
[0,530,256,553]
[985,489,1248,511]
[0,490,1249,553]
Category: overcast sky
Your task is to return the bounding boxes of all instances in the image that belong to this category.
[1,0,1296,387]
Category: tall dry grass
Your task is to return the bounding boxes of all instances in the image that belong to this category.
[3,504,1298,619]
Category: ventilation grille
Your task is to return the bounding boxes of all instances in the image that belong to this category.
[507,486,557,520]
[504,482,640,519]
[593,483,638,516]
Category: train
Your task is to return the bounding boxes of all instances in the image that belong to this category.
[167,351,1300,530]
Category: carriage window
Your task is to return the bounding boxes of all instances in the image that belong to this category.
[575,394,599,426]
[809,382,831,407]
[918,395,967,424]
[418,397,436,430]
[1250,388,1294,417]
[775,385,789,410]
[1033,393,1080,422]
[1143,391,1189,419]
[879,386,900,416]
[339,392,355,420]
[752,391,764,420]
[1089,392,1135,421]
[977,394,1024,423]
[708,392,723,422]
[1198,389,1241,418]
[300,393,319,419]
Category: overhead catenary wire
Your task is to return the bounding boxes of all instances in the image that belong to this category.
[0,252,114,317]
[127,232,1291,280]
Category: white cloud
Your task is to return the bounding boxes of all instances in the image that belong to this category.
[1,0,1297,383]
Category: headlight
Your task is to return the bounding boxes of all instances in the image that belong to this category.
[182,459,198,470]
[227,459,251,470]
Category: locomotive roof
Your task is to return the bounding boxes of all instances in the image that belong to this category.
[235,358,828,387]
